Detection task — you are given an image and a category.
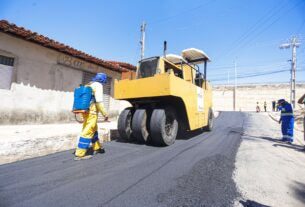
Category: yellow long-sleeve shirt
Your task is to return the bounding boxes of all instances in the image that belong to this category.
[88,82,108,116]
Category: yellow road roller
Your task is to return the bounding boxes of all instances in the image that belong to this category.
[114,47,213,146]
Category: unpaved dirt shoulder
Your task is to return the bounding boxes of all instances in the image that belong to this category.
[234,113,305,207]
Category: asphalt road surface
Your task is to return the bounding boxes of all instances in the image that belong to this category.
[0,112,245,207]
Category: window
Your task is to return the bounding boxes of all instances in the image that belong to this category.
[195,73,204,87]
[0,55,14,66]
[0,55,14,89]
[137,57,159,79]
[165,62,183,79]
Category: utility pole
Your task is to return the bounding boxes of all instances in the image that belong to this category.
[140,21,146,60]
[233,60,237,111]
[280,37,300,108]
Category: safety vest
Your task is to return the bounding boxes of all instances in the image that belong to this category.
[279,103,293,117]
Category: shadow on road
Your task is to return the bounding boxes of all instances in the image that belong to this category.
[114,128,206,146]
[272,143,304,152]
[177,129,205,140]
[243,135,283,144]
[239,199,271,207]
[243,134,304,153]
[292,181,305,205]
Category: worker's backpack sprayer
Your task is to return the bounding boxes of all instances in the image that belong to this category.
[72,85,95,123]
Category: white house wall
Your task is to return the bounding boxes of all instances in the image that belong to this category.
[0,32,126,124]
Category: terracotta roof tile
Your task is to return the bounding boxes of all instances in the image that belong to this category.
[0,20,136,72]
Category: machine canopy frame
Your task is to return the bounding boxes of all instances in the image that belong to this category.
[181,48,211,64]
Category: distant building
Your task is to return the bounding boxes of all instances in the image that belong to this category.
[0,20,136,124]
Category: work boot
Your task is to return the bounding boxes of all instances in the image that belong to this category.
[287,140,293,145]
[93,148,105,155]
[73,155,93,161]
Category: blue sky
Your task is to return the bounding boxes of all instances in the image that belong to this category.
[1,0,305,84]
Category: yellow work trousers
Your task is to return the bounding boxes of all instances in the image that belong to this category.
[75,113,102,157]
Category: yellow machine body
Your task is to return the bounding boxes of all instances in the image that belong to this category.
[115,57,213,131]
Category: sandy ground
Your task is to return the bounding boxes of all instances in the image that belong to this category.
[0,121,117,164]
[234,113,305,207]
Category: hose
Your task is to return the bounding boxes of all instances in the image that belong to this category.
[74,113,84,124]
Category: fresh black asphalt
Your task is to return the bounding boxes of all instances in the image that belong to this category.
[0,112,245,207]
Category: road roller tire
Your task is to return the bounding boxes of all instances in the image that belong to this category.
[150,107,178,146]
[205,108,214,131]
[118,107,134,141]
[132,109,149,143]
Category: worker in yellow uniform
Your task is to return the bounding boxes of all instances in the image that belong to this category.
[74,73,108,161]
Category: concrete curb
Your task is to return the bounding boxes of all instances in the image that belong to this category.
[0,121,119,165]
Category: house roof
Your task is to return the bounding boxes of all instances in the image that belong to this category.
[0,20,136,72]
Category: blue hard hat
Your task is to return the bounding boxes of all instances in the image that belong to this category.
[92,73,107,84]
[278,99,285,104]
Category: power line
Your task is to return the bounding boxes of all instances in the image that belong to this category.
[234,1,298,53]
[211,61,287,68]
[298,47,305,55]
[148,0,215,25]
[211,68,305,82]
[210,65,289,78]
[238,1,304,53]
[297,20,305,34]
[215,0,290,60]
[211,1,305,86]
[217,0,304,61]
[211,68,301,82]
[211,70,284,78]
[210,68,287,78]
[296,2,305,34]
[211,63,305,79]
[209,62,287,72]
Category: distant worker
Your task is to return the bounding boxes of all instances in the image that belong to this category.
[256,102,260,113]
[297,94,305,145]
[278,99,294,144]
[272,101,276,112]
[73,73,109,160]
[264,101,267,112]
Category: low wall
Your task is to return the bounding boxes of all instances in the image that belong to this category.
[213,83,305,111]
[0,83,130,124]
[4,82,302,124]
[0,121,119,165]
